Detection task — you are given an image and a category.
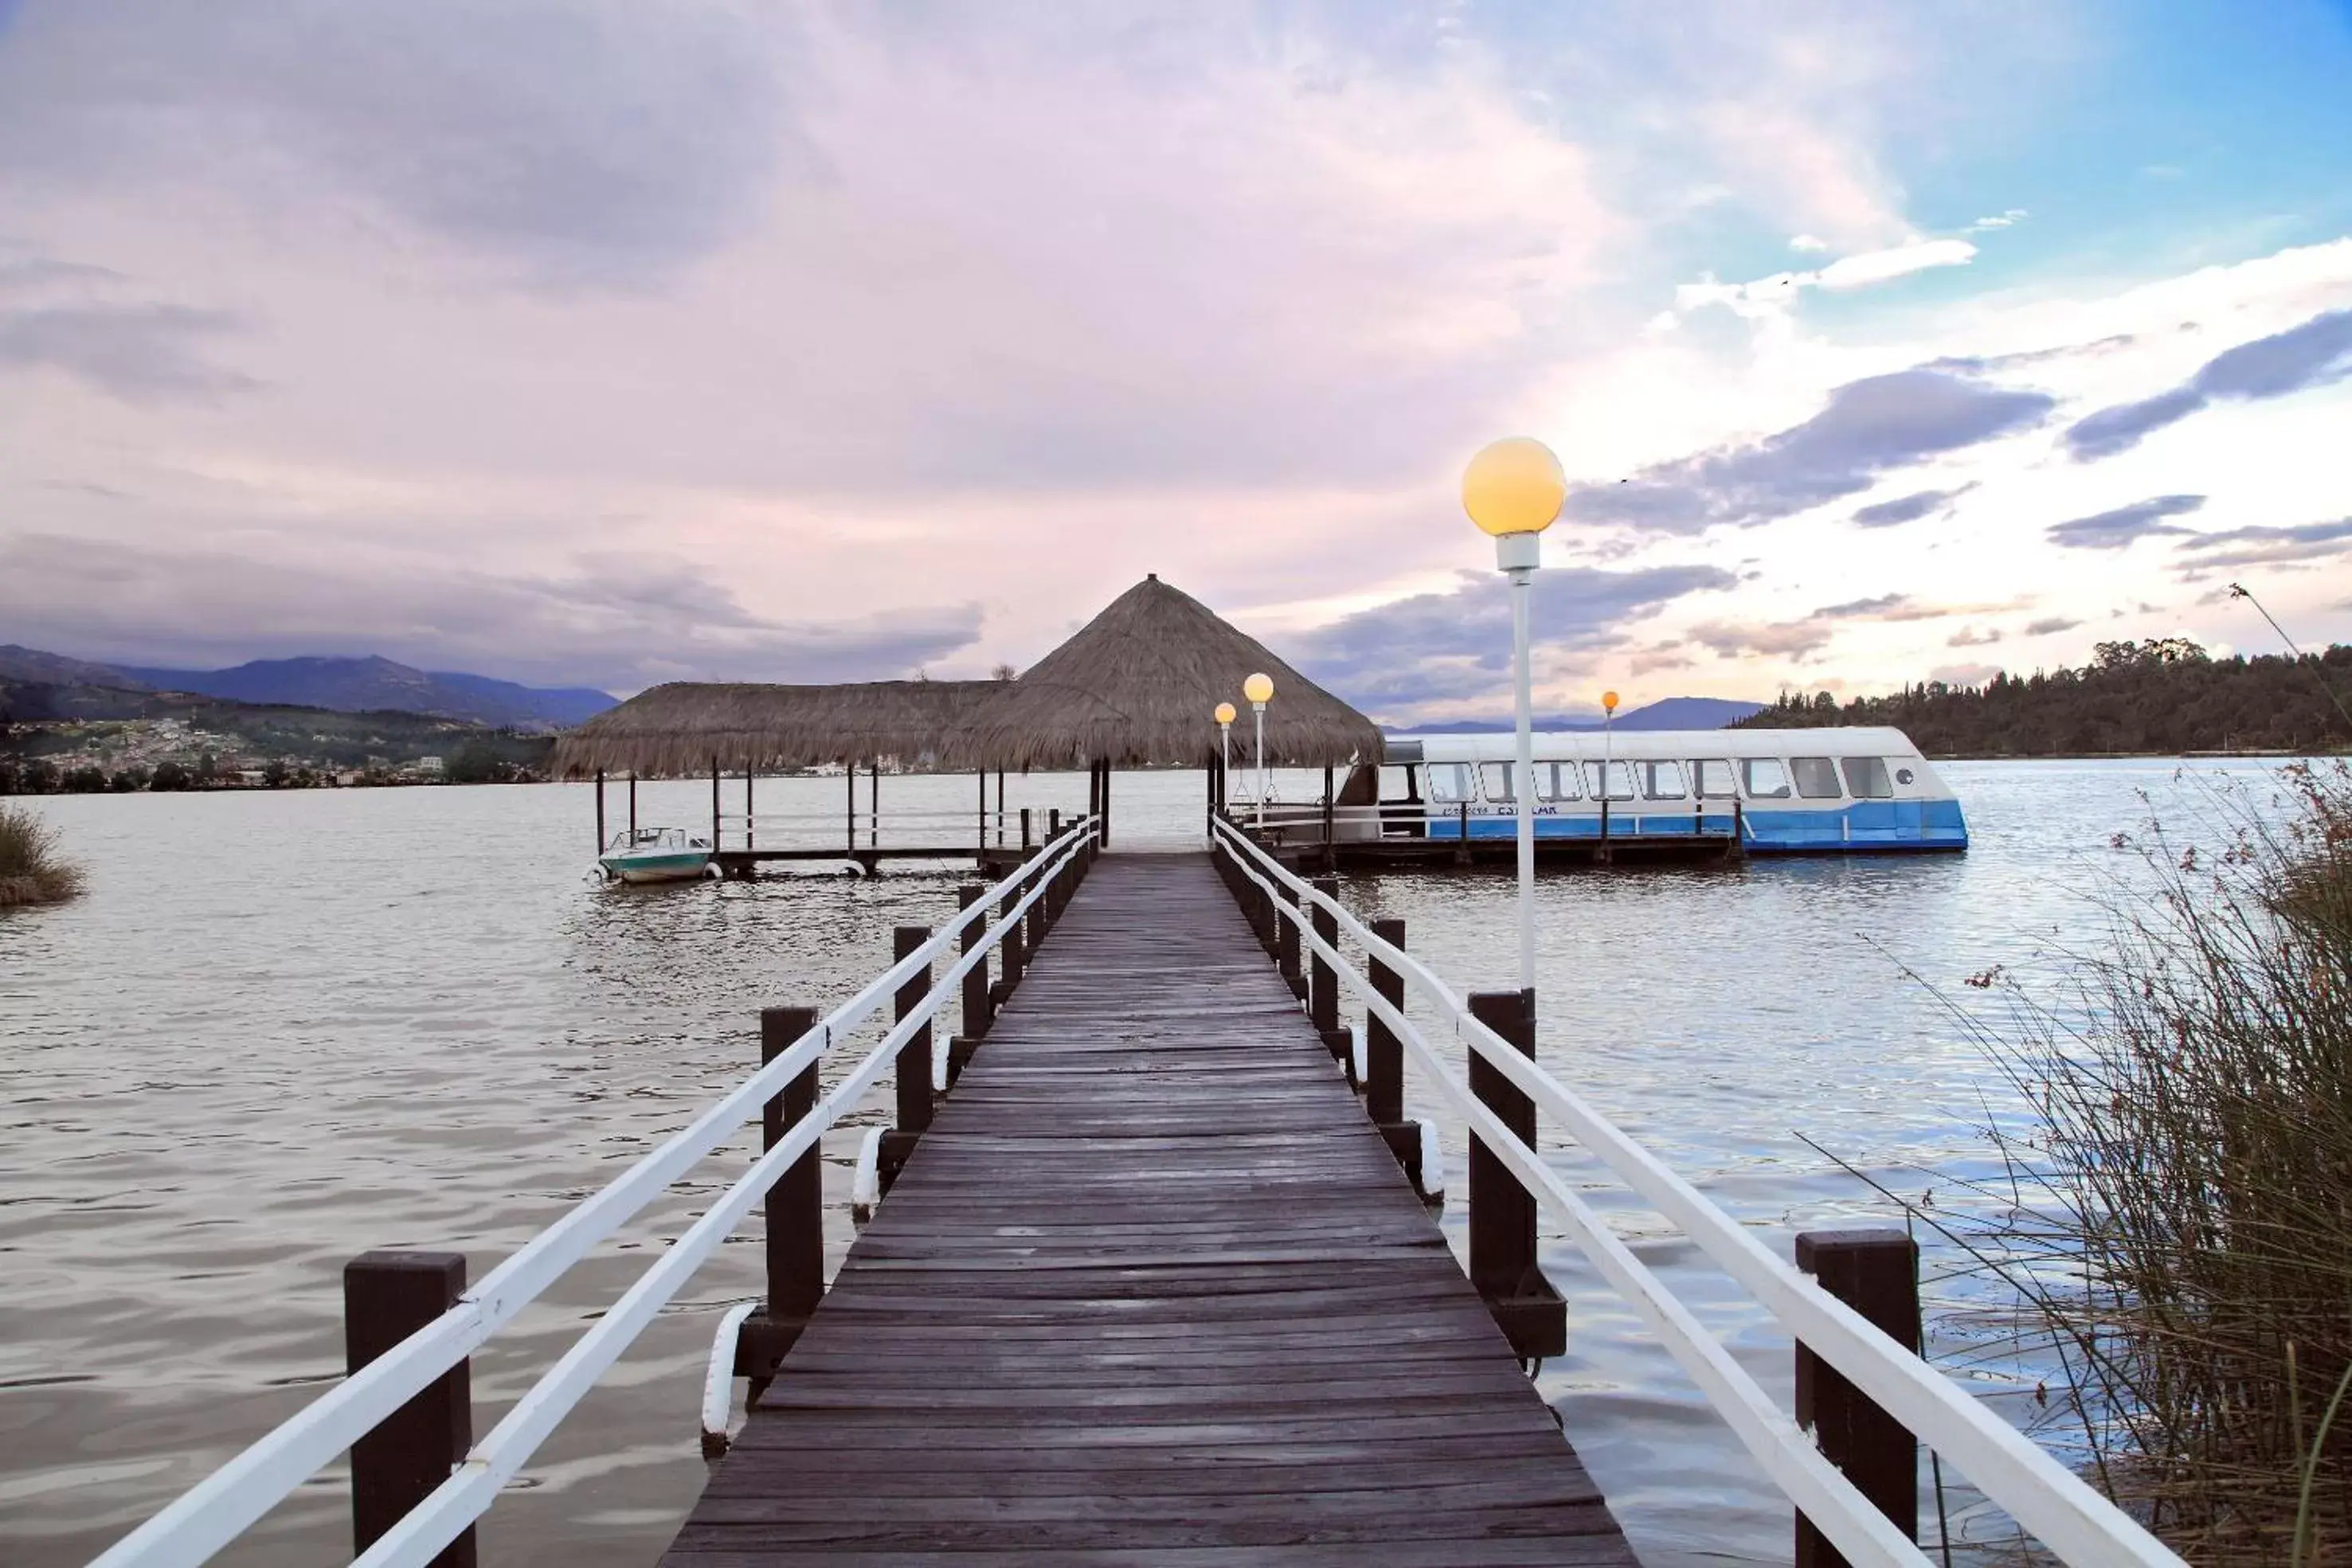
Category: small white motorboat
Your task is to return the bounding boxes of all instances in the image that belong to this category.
[598,827,715,884]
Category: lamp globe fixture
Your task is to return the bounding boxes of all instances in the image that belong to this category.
[1462,437,1566,538]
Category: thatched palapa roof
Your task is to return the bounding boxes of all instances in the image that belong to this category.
[952,576,1380,769]
[551,679,998,778]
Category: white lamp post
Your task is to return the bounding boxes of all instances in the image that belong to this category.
[1602,687,1619,805]
[1243,673,1274,829]
[1214,701,1235,815]
[1462,436,1566,1005]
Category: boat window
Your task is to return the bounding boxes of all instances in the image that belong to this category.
[1478,762,1519,802]
[1540,762,1580,801]
[1640,761,1686,800]
[1693,759,1737,799]
[1583,760,1636,800]
[1790,757,1843,799]
[1379,764,1421,804]
[1425,762,1473,804]
[1841,756,1894,799]
[1740,758,1792,799]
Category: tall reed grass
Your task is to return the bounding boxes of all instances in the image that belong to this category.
[1892,761,2351,1564]
[0,801,85,907]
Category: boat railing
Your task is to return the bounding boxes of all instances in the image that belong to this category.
[1208,813,2181,1568]
[92,815,1102,1568]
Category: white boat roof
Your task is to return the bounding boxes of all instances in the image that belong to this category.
[1390,726,1926,761]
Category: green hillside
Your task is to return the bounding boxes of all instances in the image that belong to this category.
[1737,639,2352,757]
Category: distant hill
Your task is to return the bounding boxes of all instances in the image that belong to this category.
[0,644,155,690]
[2,649,616,732]
[1396,695,1763,735]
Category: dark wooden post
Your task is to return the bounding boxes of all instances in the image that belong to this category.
[869,762,879,849]
[1025,852,1049,948]
[745,764,754,851]
[710,755,721,847]
[1731,797,1747,861]
[976,771,986,854]
[949,886,987,1081]
[1364,917,1426,1192]
[1466,989,1565,1359]
[594,768,605,853]
[1045,809,1066,922]
[736,1005,820,1390]
[1794,1230,1921,1567]
[1309,875,1344,1059]
[1455,800,1470,865]
[1276,882,1304,1000]
[993,876,1027,1007]
[995,768,1004,845]
[628,772,636,836]
[1322,764,1335,870]
[345,1251,475,1567]
[845,763,856,854]
[1599,796,1612,864]
[1020,807,1032,853]
[1102,762,1112,847]
[880,926,933,1192]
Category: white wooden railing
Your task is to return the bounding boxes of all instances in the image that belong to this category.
[1211,815,2181,1568]
[90,817,1099,1568]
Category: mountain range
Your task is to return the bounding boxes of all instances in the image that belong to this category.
[1395,696,1763,734]
[0,647,616,732]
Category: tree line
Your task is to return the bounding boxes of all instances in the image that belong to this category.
[1735,638,2352,757]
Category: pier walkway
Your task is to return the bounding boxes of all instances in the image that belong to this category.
[667,853,1630,1565]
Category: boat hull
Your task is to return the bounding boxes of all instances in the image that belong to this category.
[601,850,713,884]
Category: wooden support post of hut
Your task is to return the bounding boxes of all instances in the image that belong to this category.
[594,768,605,853]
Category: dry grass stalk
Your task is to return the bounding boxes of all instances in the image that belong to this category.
[0,802,86,907]
[1877,761,2352,1565]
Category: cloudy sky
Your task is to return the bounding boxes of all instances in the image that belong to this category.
[3,1,2350,721]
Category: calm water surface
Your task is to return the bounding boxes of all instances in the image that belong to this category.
[0,760,2300,1565]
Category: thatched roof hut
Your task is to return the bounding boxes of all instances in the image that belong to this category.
[953,576,1381,769]
[550,679,1000,778]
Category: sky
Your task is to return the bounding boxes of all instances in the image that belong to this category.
[2,1,2350,723]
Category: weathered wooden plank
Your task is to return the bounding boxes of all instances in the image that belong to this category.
[662,853,1630,1566]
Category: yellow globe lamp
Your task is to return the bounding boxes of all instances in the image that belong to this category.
[1462,437,1565,571]
[1240,674,1274,829]
[1214,701,1236,725]
[1463,436,1566,1003]
[1602,690,1619,713]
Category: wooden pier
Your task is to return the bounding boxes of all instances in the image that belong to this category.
[666,853,1633,1565]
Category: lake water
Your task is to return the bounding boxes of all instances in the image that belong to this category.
[0,759,2302,1566]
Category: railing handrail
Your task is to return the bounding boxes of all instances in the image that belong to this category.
[93,817,1100,1568]
[1210,817,2181,1568]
